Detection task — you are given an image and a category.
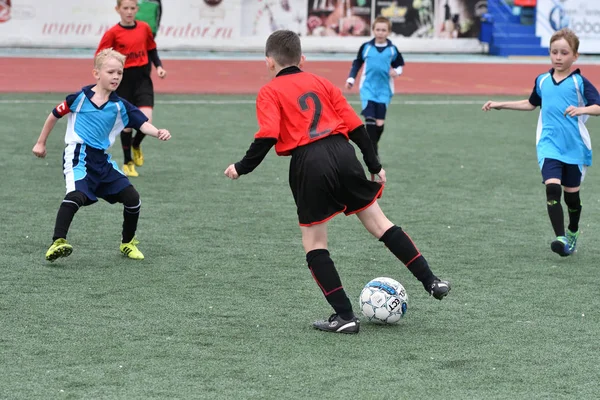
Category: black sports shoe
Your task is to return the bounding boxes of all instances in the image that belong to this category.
[313,314,360,334]
[429,280,451,300]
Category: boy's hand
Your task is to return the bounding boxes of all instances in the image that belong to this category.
[482,101,499,111]
[564,105,583,117]
[32,143,46,158]
[157,129,171,141]
[345,77,354,90]
[224,164,240,180]
[156,66,167,79]
[389,69,399,78]
[372,168,386,184]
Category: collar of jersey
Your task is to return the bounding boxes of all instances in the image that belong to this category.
[81,84,120,109]
[276,66,302,77]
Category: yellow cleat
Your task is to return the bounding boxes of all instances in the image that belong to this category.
[132,146,144,166]
[120,237,144,260]
[45,238,73,262]
[122,162,139,177]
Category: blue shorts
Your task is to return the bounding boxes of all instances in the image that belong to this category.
[63,143,131,204]
[361,101,387,120]
[540,158,586,188]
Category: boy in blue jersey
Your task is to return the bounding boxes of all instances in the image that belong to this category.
[32,48,171,262]
[345,16,405,159]
[482,28,600,257]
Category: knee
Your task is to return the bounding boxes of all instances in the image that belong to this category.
[564,191,581,209]
[545,183,562,204]
[64,191,87,208]
[119,186,141,209]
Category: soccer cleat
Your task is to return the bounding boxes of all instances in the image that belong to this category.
[45,238,73,262]
[429,279,451,300]
[122,162,139,177]
[120,237,144,260]
[566,229,580,253]
[313,314,360,334]
[551,236,572,257]
[132,146,144,166]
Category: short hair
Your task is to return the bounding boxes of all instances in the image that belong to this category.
[94,48,126,70]
[116,0,137,7]
[265,30,302,67]
[372,16,391,31]
[550,28,580,53]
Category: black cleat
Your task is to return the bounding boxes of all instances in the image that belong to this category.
[313,314,360,334]
[429,280,451,300]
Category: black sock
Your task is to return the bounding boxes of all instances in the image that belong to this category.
[122,199,141,243]
[52,200,80,241]
[132,131,146,148]
[365,118,379,156]
[379,226,437,289]
[546,183,565,236]
[564,191,582,233]
[306,249,354,319]
[376,124,384,143]
[121,130,133,163]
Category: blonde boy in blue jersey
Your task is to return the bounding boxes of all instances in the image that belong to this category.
[32,48,171,262]
[482,28,600,257]
[345,16,405,159]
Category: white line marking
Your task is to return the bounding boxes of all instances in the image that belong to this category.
[0,99,488,105]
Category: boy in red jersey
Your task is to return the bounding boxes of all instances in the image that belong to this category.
[96,0,167,177]
[224,30,450,334]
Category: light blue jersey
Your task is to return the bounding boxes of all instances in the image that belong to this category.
[529,69,600,167]
[53,85,147,151]
[347,39,405,110]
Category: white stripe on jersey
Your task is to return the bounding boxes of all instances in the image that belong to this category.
[63,144,77,194]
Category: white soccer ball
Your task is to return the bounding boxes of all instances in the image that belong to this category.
[359,277,408,324]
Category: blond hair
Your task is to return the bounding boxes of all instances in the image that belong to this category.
[372,16,391,31]
[94,48,126,70]
[550,28,580,53]
[116,0,138,7]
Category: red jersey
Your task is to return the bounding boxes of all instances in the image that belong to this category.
[96,21,156,69]
[254,68,363,156]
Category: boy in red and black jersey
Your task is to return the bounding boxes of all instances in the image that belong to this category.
[96,0,167,177]
[224,30,450,334]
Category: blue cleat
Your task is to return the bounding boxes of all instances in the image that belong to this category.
[550,236,572,257]
[566,229,580,253]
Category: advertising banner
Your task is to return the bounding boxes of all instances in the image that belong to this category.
[241,0,308,37]
[374,0,435,38]
[306,0,373,37]
[433,0,487,38]
[0,0,483,53]
[536,0,600,54]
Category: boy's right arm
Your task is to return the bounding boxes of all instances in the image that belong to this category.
[346,44,365,89]
[33,113,59,158]
[482,99,536,111]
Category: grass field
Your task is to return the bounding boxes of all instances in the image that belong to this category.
[2,93,600,399]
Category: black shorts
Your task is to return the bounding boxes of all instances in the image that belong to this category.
[289,134,383,226]
[361,101,387,120]
[117,66,154,108]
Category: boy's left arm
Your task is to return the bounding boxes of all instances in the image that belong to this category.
[565,77,600,116]
[390,47,405,78]
[123,99,171,140]
[225,87,279,179]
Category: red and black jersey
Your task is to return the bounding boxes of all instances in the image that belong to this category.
[96,21,156,69]
[254,67,363,156]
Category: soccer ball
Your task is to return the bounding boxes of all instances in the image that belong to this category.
[359,277,408,324]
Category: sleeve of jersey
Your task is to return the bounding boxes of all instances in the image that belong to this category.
[51,93,78,118]
[528,77,542,107]
[122,99,149,130]
[254,87,281,140]
[96,30,114,54]
[581,76,600,106]
[146,24,157,51]
[348,44,365,78]
[328,82,363,131]
[391,47,405,68]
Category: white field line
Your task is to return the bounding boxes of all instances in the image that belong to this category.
[0,99,487,105]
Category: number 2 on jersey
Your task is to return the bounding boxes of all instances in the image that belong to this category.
[298,92,331,139]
